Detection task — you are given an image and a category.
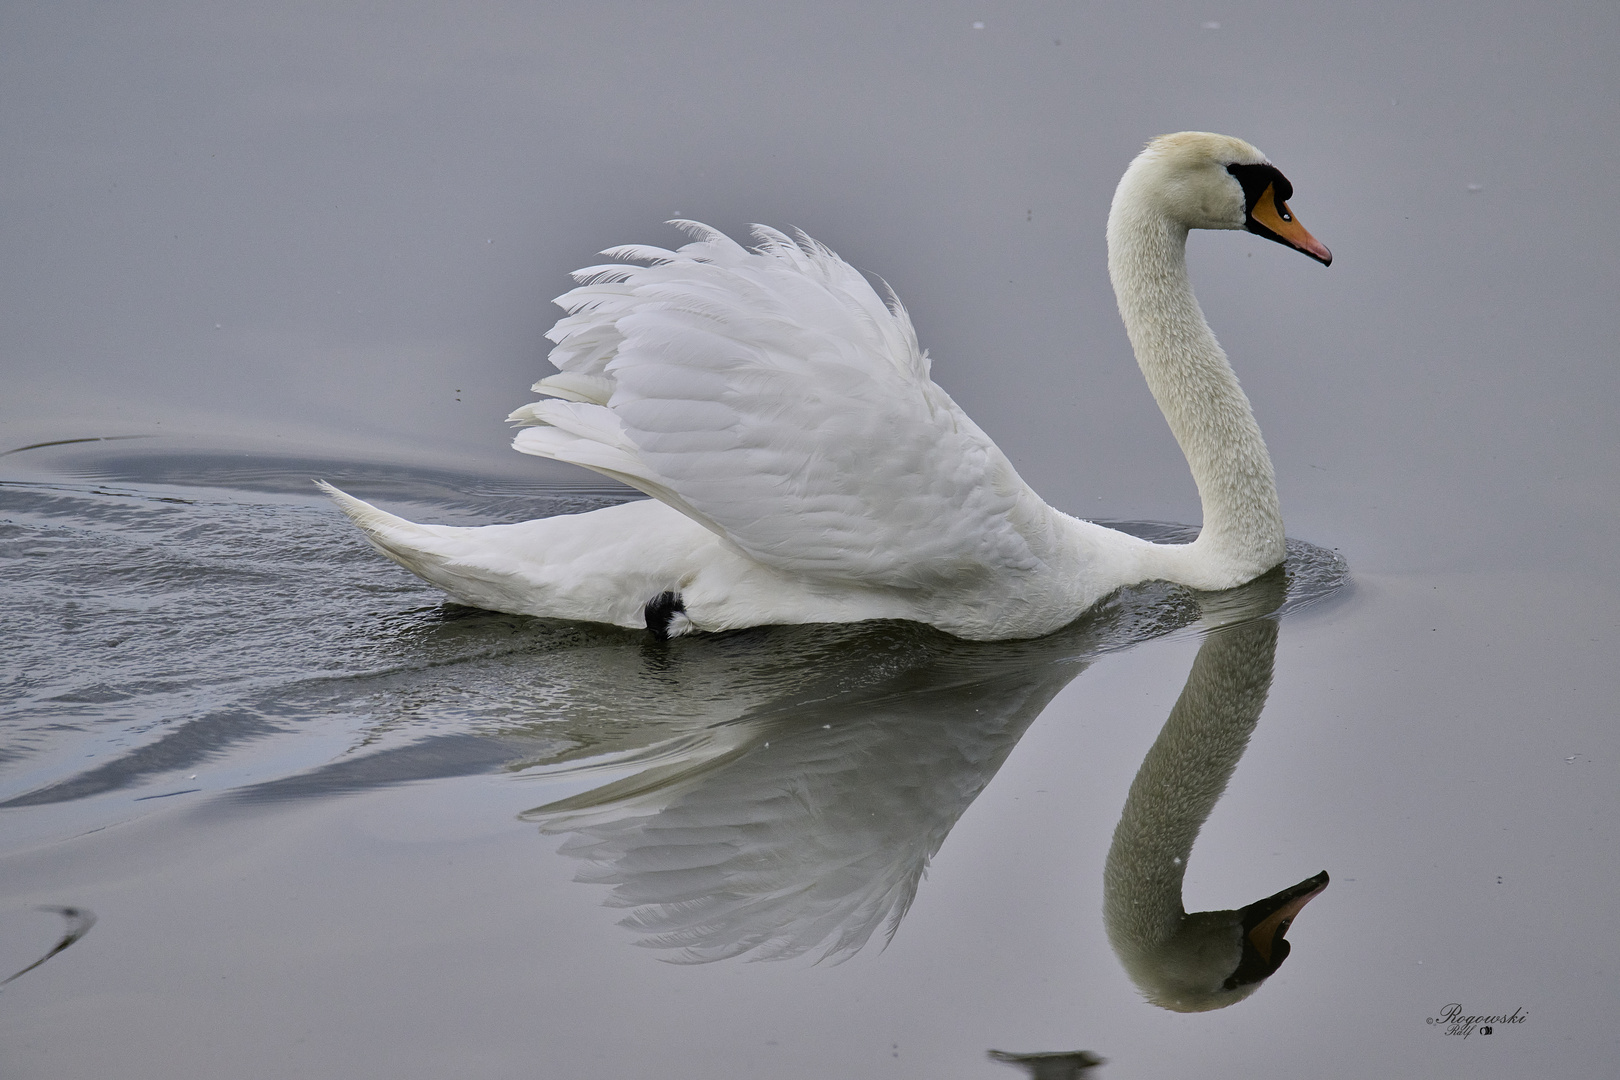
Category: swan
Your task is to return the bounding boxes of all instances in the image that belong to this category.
[325,131,1331,640]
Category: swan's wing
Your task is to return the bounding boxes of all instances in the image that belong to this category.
[509,224,1041,589]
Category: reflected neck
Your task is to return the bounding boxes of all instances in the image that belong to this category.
[1103,619,1278,946]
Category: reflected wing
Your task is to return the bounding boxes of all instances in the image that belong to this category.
[528,719,936,965]
[508,223,1040,588]
[522,656,1078,964]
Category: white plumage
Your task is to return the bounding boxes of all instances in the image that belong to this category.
[326,132,1330,640]
[515,223,1041,587]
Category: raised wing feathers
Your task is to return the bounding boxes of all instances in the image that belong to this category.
[511,223,1040,588]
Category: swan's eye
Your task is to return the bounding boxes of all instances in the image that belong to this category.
[1227,162,1296,219]
[1271,188,1295,223]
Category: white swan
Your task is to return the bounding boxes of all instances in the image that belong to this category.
[325,132,1330,640]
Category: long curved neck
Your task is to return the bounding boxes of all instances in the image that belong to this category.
[1107,180,1285,587]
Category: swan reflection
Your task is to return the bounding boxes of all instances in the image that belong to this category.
[1103,609,1328,1011]
[521,620,1078,963]
[520,547,1339,1003]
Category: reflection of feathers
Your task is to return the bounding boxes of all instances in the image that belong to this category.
[519,559,1336,965]
[525,663,1078,963]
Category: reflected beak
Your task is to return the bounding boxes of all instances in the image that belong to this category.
[1223,870,1329,989]
[1247,183,1333,266]
[1242,870,1330,964]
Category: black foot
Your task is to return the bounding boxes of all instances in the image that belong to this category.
[643,591,686,641]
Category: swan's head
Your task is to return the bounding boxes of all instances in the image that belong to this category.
[1118,131,1332,265]
[1113,870,1329,1012]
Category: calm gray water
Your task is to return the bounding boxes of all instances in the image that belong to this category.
[3,2,1617,1078]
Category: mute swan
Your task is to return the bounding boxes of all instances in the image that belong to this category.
[325,131,1330,640]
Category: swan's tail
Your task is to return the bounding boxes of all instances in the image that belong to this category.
[316,481,533,614]
[317,480,444,572]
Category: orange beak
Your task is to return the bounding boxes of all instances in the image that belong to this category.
[1249,183,1333,265]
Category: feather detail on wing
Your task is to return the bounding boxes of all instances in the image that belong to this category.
[510,223,1041,588]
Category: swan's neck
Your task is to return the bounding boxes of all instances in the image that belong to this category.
[1106,183,1285,587]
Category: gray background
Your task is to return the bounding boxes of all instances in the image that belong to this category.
[7,0,1616,572]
